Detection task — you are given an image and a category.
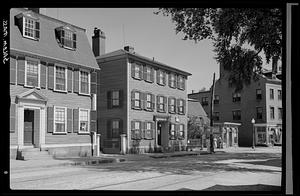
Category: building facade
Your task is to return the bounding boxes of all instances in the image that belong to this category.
[188,65,282,147]
[92,30,191,153]
[9,8,99,158]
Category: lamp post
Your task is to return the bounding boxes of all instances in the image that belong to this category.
[251,118,255,150]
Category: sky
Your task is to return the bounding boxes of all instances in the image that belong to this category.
[42,8,273,94]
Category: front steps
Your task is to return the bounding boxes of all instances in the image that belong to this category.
[17,147,53,160]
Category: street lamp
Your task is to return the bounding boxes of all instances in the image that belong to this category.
[251,118,255,150]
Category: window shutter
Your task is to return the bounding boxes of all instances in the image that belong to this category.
[73,108,79,133]
[73,33,77,49]
[143,66,147,81]
[150,68,154,82]
[67,108,72,133]
[163,96,167,112]
[156,70,160,84]
[131,121,135,139]
[177,99,181,114]
[10,56,17,84]
[139,64,143,80]
[67,68,73,92]
[151,94,155,111]
[141,92,145,110]
[182,78,186,90]
[131,90,135,109]
[174,98,177,113]
[47,106,54,133]
[181,124,185,139]
[183,100,186,114]
[168,97,171,113]
[35,21,40,39]
[119,90,124,108]
[90,71,97,94]
[90,110,97,133]
[10,103,16,133]
[73,70,79,93]
[168,73,172,87]
[156,95,160,112]
[61,30,65,45]
[175,124,179,139]
[40,61,47,88]
[107,91,112,109]
[163,71,167,85]
[17,57,25,85]
[119,119,124,134]
[131,63,135,78]
[107,119,112,138]
[48,64,54,90]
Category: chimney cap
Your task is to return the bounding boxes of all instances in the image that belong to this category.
[93,27,105,38]
[124,46,134,53]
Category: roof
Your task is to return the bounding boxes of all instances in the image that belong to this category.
[187,99,208,118]
[10,8,99,70]
[98,49,192,77]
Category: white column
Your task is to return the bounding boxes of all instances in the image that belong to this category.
[91,94,97,111]
[96,134,101,156]
[39,107,46,148]
[120,134,127,154]
[17,105,24,149]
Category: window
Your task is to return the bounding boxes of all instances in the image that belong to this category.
[144,66,154,83]
[270,89,274,100]
[232,110,241,120]
[55,66,66,91]
[25,59,39,87]
[169,73,176,88]
[233,92,241,102]
[168,97,176,113]
[157,95,166,112]
[178,124,185,139]
[144,121,154,139]
[23,17,39,40]
[132,63,143,80]
[270,107,275,119]
[111,120,120,138]
[278,90,282,100]
[131,90,142,110]
[79,109,89,133]
[80,70,90,94]
[145,93,155,111]
[169,123,176,139]
[55,27,77,50]
[112,91,120,106]
[131,120,142,140]
[256,107,263,120]
[177,75,185,90]
[213,112,220,121]
[157,70,166,85]
[256,89,262,100]
[214,95,220,104]
[54,107,67,133]
[178,99,185,114]
[201,97,209,106]
[278,108,282,120]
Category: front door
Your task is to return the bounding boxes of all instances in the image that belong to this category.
[157,121,162,146]
[24,110,34,146]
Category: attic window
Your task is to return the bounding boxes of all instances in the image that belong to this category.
[55,27,77,50]
[15,12,40,40]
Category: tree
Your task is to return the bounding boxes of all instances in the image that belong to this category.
[155,8,282,91]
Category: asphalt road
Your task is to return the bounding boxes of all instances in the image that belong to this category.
[9,147,282,191]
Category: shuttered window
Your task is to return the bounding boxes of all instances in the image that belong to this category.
[54,107,67,134]
[157,95,166,113]
[55,66,66,91]
[80,70,90,94]
[157,70,166,85]
[145,93,155,111]
[131,120,142,140]
[177,75,185,90]
[25,59,39,87]
[131,90,142,110]
[169,123,176,140]
[178,124,185,139]
[79,109,89,133]
[107,119,122,138]
[169,73,176,88]
[144,121,154,140]
[131,63,143,80]
[143,66,154,83]
[177,99,186,115]
[168,97,176,114]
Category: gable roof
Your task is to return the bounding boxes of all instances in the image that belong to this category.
[10,8,99,70]
[188,99,208,117]
[98,49,192,77]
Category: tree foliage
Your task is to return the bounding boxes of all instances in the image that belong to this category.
[155,8,282,91]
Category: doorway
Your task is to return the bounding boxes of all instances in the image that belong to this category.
[24,109,34,146]
[157,121,162,146]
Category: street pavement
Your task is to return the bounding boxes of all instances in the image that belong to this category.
[9,146,282,191]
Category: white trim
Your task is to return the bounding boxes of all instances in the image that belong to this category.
[54,64,68,93]
[40,143,92,148]
[53,106,67,134]
[79,69,91,95]
[78,108,90,134]
[24,57,40,88]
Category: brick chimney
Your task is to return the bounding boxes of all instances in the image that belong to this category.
[92,27,106,58]
[124,46,134,53]
[272,56,279,79]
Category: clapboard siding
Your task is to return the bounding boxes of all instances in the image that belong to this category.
[10,132,18,145]
[45,133,90,144]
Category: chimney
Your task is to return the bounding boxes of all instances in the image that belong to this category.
[192,90,194,93]
[124,46,134,53]
[92,27,106,58]
[272,56,279,78]
[27,8,40,14]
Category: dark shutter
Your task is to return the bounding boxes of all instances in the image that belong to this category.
[48,64,54,90]
[139,64,143,80]
[175,124,179,139]
[174,74,177,88]
[15,16,23,34]
[143,66,147,81]
[119,119,124,134]
[10,103,16,133]
[131,121,136,140]
[150,68,154,82]
[141,92,145,110]
[156,95,160,112]
[181,124,185,139]
[151,94,155,111]
[168,73,172,87]
[73,108,79,133]
[182,77,186,90]
[73,33,77,49]
[107,91,112,109]
[47,106,54,133]
[183,100,186,114]
[35,21,40,39]
[142,121,146,139]
[40,61,47,88]
[168,97,171,113]
[156,70,160,84]
[91,71,97,94]
[163,71,167,85]
[107,119,112,138]
[10,56,17,84]
[17,57,25,85]
[163,96,167,112]
[131,63,135,78]
[119,90,124,108]
[176,99,180,114]
[131,90,135,109]
[67,108,72,133]
[67,68,73,92]
[73,70,79,93]
[90,110,97,133]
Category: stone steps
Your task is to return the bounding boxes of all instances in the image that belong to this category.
[19,148,54,160]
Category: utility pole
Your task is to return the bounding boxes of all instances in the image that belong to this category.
[209,73,216,153]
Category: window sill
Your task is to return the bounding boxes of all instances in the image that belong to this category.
[144,80,154,84]
[78,132,90,135]
[157,83,166,86]
[78,92,91,96]
[52,132,67,135]
[168,111,176,114]
[132,107,142,110]
[144,108,154,112]
[24,85,41,89]
[23,35,39,41]
[157,110,166,113]
[61,45,76,51]
[132,76,142,81]
[53,89,68,94]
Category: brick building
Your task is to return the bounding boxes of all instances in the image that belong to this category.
[188,64,282,147]
[92,29,192,153]
[9,8,99,158]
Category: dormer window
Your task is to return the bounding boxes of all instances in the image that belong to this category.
[55,26,77,50]
[15,11,40,40]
